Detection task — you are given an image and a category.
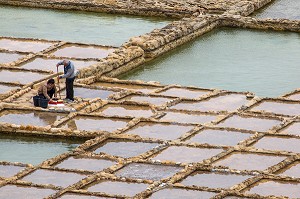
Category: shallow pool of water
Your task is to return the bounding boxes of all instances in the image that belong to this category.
[0,110,66,126]
[0,5,170,46]
[21,57,97,72]
[124,122,194,140]
[115,163,182,181]
[159,111,217,124]
[171,94,248,112]
[121,28,300,97]
[73,87,115,99]
[50,45,115,59]
[0,134,82,165]
[86,180,149,197]
[250,100,300,116]
[60,194,107,199]
[54,157,116,172]
[252,136,300,153]
[279,122,300,136]
[97,104,154,118]
[0,185,56,199]
[91,82,160,94]
[0,52,24,64]
[213,152,286,171]
[0,164,25,178]
[186,129,252,146]
[216,115,281,132]
[245,180,300,198]
[0,84,19,94]
[279,161,300,178]
[22,169,86,187]
[61,116,128,132]
[93,140,158,158]
[254,0,300,20]
[0,69,47,85]
[151,146,223,163]
[150,188,216,199]
[181,171,252,189]
[0,38,53,53]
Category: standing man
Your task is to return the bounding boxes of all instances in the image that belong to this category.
[56,59,75,102]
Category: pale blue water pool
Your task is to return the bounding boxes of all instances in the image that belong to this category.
[0,5,170,46]
[0,134,82,165]
[121,28,300,97]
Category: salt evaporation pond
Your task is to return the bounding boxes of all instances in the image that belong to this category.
[121,28,300,97]
[254,0,300,20]
[0,5,170,46]
[0,134,82,165]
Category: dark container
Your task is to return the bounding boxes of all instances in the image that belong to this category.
[39,98,49,108]
[33,96,40,107]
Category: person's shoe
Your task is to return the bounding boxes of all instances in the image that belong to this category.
[63,98,74,103]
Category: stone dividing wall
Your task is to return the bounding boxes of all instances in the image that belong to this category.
[0,0,275,18]
[220,14,300,32]
[126,15,220,59]
[0,0,252,19]
[78,45,145,79]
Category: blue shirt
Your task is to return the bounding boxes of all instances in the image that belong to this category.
[57,60,75,79]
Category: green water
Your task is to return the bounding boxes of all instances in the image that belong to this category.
[0,5,170,46]
[0,134,82,165]
[254,0,300,20]
[121,28,300,97]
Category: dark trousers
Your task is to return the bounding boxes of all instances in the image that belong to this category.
[39,88,55,99]
[66,77,75,101]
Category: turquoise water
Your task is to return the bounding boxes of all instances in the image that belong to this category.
[254,0,300,20]
[0,5,170,46]
[121,28,300,97]
[0,134,82,165]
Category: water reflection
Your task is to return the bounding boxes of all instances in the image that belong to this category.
[0,134,83,165]
[0,110,66,126]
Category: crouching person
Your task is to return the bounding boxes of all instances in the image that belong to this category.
[37,78,57,100]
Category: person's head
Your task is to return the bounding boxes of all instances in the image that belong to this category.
[46,78,55,88]
[63,59,69,67]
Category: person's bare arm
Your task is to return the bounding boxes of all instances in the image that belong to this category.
[42,86,51,100]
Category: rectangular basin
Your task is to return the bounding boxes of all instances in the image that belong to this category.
[124,122,194,140]
[0,38,52,53]
[151,146,223,163]
[0,69,48,85]
[20,57,97,72]
[186,129,252,146]
[0,52,24,64]
[213,152,286,171]
[51,45,115,59]
[216,115,281,132]
[96,104,154,118]
[171,94,249,112]
[0,134,82,165]
[61,116,128,132]
[115,163,182,181]
[86,180,149,197]
[93,140,158,158]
